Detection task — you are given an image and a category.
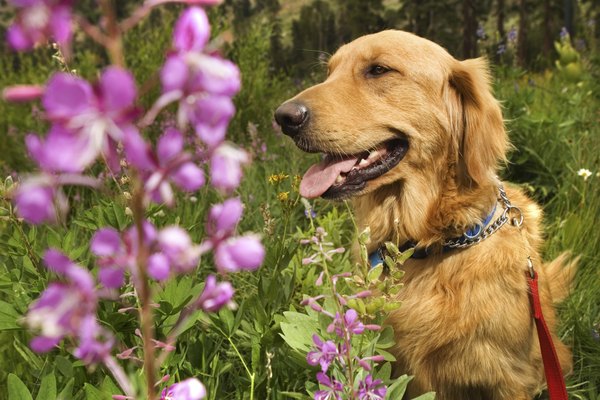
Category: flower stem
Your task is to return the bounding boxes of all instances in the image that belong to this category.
[99,0,125,67]
[132,178,157,400]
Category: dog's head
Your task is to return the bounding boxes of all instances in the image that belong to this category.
[275,30,507,203]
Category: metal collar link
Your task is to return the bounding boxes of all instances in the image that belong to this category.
[442,185,523,250]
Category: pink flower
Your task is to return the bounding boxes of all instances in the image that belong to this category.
[160,378,206,400]
[157,226,201,274]
[195,275,234,312]
[327,309,365,337]
[91,222,158,287]
[25,250,102,357]
[172,7,210,53]
[357,374,387,400]
[2,84,44,102]
[210,144,249,192]
[14,175,67,224]
[314,373,343,400]
[35,67,138,172]
[6,0,73,51]
[124,127,205,206]
[307,335,339,372]
[206,197,243,238]
[213,234,264,273]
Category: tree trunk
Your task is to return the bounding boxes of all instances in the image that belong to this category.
[543,0,553,59]
[517,0,528,67]
[462,0,476,58]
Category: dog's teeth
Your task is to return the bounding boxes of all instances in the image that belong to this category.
[368,150,381,160]
[335,175,344,184]
[359,159,369,167]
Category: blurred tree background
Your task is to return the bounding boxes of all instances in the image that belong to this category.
[219,0,599,75]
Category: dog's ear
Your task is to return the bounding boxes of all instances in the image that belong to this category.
[449,58,508,186]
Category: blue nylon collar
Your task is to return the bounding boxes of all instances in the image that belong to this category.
[369,203,497,267]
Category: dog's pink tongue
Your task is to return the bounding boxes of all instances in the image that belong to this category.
[300,157,358,198]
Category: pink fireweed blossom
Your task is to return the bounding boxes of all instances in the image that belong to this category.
[156,226,202,274]
[25,250,106,356]
[194,274,234,312]
[124,127,205,206]
[91,221,158,287]
[213,234,264,273]
[314,372,343,400]
[327,309,381,338]
[203,197,264,273]
[144,7,240,146]
[160,378,206,400]
[2,84,44,102]
[307,334,339,373]
[6,0,73,51]
[13,175,67,224]
[39,67,139,171]
[357,374,387,400]
[209,143,249,192]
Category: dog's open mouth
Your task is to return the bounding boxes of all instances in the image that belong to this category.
[299,139,408,199]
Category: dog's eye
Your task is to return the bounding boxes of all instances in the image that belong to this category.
[367,65,390,77]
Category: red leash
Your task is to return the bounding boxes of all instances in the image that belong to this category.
[526,258,569,400]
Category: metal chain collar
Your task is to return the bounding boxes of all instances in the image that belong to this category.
[442,185,524,250]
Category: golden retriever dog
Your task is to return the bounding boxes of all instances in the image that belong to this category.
[274,30,576,400]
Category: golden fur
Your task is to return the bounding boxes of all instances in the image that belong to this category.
[278,30,576,399]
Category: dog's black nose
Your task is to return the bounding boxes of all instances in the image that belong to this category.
[274,102,309,137]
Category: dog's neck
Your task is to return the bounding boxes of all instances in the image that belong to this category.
[352,175,499,253]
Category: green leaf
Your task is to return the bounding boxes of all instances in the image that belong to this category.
[101,376,122,396]
[218,308,235,335]
[384,242,400,257]
[279,311,319,352]
[279,391,311,399]
[412,392,436,400]
[385,374,412,400]
[35,373,57,400]
[8,373,33,400]
[0,300,21,331]
[57,378,74,400]
[367,264,383,282]
[84,383,109,400]
[55,355,73,378]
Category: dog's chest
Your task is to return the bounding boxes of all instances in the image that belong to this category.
[385,254,531,361]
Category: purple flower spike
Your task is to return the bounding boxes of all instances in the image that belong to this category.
[207,197,243,238]
[148,253,171,281]
[188,54,241,97]
[14,176,66,224]
[357,374,387,400]
[25,250,98,355]
[214,234,264,273]
[91,228,122,256]
[158,226,200,273]
[160,378,206,400]
[173,7,210,53]
[307,335,338,372]
[210,144,249,192]
[195,275,234,312]
[2,84,44,102]
[26,125,95,173]
[192,95,235,148]
[6,0,73,51]
[125,127,205,206]
[327,309,365,338]
[314,372,343,400]
[43,73,95,122]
